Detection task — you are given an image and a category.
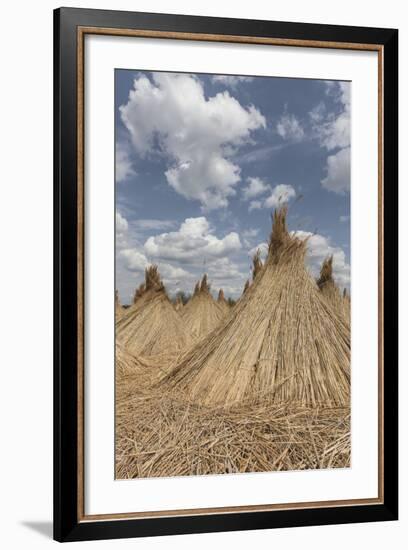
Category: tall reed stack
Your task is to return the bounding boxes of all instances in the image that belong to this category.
[217,289,230,315]
[317,255,350,324]
[116,265,194,365]
[181,274,226,340]
[115,290,124,321]
[164,207,350,408]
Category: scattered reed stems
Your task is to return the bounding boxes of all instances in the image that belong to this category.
[116,383,350,478]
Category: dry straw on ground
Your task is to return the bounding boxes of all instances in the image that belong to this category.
[116,265,195,366]
[181,274,226,340]
[163,208,350,408]
[115,385,350,478]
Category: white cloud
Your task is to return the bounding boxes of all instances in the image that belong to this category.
[264,184,296,208]
[314,82,350,150]
[119,247,193,289]
[309,102,326,124]
[293,231,350,288]
[249,183,296,211]
[116,141,135,183]
[144,216,242,264]
[249,200,263,212]
[120,72,265,209]
[321,147,350,194]
[242,228,259,239]
[249,242,268,260]
[119,248,148,272]
[207,257,245,280]
[116,211,128,233]
[132,219,176,231]
[234,143,285,165]
[242,228,260,247]
[276,112,305,142]
[308,82,351,194]
[212,75,254,88]
[116,211,129,248]
[241,177,271,200]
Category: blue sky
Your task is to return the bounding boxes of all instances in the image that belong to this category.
[115,70,350,304]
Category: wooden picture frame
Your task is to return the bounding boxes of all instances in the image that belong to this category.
[54,7,398,542]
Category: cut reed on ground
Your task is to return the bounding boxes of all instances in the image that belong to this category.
[115,385,350,478]
[115,206,351,479]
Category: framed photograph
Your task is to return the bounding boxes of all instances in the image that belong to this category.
[54,7,398,542]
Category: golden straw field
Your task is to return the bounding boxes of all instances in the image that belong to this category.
[115,207,351,479]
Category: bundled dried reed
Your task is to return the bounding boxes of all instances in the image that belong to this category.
[163,207,350,408]
[217,289,230,315]
[181,275,226,340]
[133,283,145,304]
[116,343,149,378]
[116,265,195,362]
[115,385,350,479]
[174,295,183,311]
[343,288,351,323]
[317,256,350,324]
[242,279,250,295]
[115,290,125,321]
[252,249,263,280]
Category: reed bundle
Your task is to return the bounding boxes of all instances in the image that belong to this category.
[252,248,263,280]
[342,288,351,323]
[217,289,230,315]
[163,207,350,408]
[316,256,349,323]
[181,275,226,340]
[115,290,125,321]
[174,295,183,311]
[116,265,194,361]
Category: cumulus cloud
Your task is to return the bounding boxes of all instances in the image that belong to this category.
[242,228,260,247]
[132,219,176,231]
[120,247,193,287]
[242,228,259,239]
[116,211,129,248]
[207,257,245,280]
[116,141,135,183]
[144,216,242,264]
[241,177,271,200]
[321,146,350,194]
[319,82,350,151]
[248,200,262,212]
[293,231,350,288]
[308,82,351,194]
[119,248,148,272]
[276,111,305,142]
[212,75,254,88]
[249,184,296,211]
[120,72,265,209]
[249,242,268,260]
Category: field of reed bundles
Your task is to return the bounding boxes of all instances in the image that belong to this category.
[115,207,351,479]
